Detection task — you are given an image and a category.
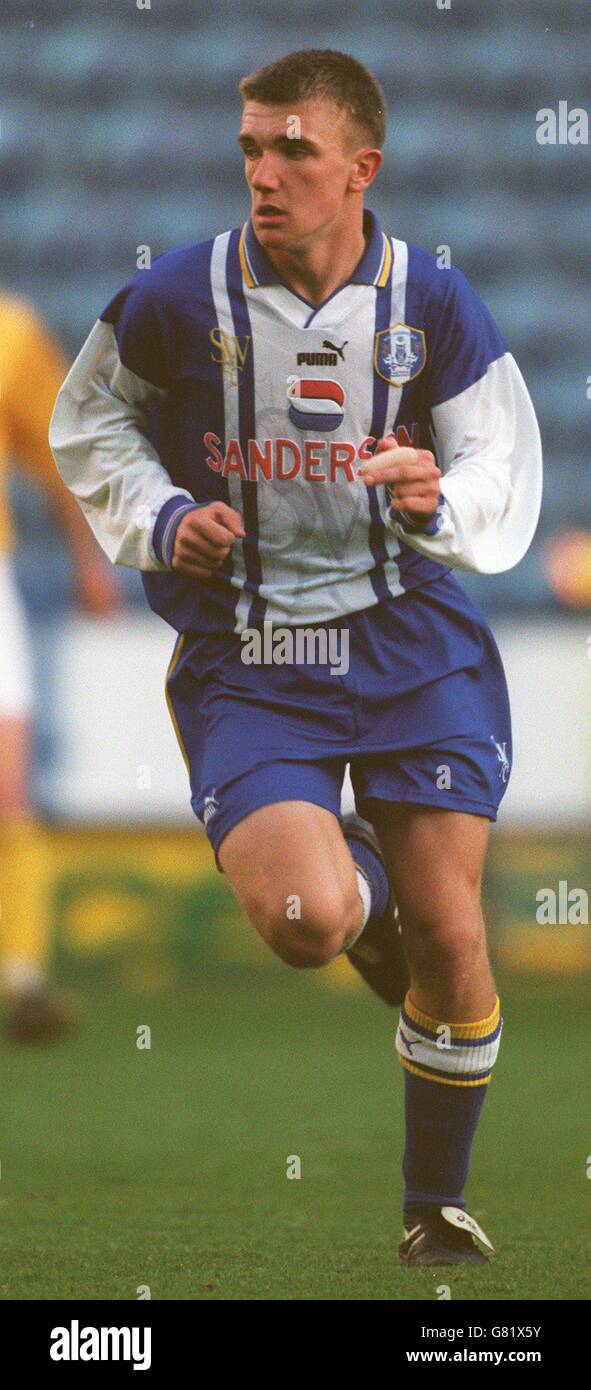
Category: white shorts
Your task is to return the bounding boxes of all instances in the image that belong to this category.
[0,556,33,718]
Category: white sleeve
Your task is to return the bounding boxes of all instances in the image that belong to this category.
[49,319,195,570]
[388,353,543,573]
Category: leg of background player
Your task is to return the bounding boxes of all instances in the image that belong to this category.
[0,716,49,993]
[0,716,79,1041]
[368,803,500,1234]
[218,800,369,965]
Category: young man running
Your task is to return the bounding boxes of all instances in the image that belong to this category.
[50,49,542,1265]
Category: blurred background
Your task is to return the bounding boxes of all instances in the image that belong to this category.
[1,0,590,1304]
[1,0,590,994]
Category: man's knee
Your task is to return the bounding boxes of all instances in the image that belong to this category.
[404,903,485,965]
[245,884,362,969]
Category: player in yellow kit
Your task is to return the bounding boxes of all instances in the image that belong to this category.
[0,294,119,1041]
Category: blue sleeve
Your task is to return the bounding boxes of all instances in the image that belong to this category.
[100,278,173,390]
[152,497,208,567]
[424,267,507,408]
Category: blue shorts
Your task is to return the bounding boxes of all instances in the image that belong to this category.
[165,571,512,867]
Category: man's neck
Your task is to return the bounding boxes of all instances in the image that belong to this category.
[261,213,369,307]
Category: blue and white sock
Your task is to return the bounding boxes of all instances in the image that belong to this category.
[396,992,503,1211]
[343,831,390,950]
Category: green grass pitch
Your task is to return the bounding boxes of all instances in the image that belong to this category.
[1,969,589,1300]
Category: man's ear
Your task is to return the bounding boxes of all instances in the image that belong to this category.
[349,148,383,193]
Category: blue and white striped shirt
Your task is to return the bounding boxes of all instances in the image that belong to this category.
[50,209,542,634]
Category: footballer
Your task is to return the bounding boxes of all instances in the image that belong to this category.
[0,294,119,1041]
[50,49,542,1266]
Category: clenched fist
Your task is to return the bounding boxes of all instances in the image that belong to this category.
[358,434,441,527]
[172,501,245,578]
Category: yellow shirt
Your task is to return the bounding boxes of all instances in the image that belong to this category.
[0,294,69,552]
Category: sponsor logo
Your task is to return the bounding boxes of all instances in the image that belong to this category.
[209,328,251,386]
[392,423,420,448]
[295,343,347,367]
[323,338,348,361]
[286,376,345,432]
[202,426,421,482]
[297,352,338,366]
[374,322,427,387]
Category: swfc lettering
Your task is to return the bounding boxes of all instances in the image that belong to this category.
[209,328,251,386]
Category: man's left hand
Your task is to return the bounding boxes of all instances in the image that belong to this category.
[358,434,441,526]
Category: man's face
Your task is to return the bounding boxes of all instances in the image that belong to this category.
[238,98,368,250]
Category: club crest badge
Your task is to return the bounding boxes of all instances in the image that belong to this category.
[374,322,427,387]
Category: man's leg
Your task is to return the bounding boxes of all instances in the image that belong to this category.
[368,803,500,1263]
[0,716,51,994]
[0,716,80,1041]
[0,556,78,1039]
[371,803,494,1019]
[165,629,401,990]
[218,800,366,966]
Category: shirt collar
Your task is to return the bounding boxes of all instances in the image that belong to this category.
[239,208,390,291]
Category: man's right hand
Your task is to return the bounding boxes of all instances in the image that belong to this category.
[171,502,245,579]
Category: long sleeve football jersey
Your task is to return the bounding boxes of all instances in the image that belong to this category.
[49,209,542,634]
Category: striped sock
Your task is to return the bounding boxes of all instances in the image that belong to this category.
[346,833,389,919]
[396,992,502,1209]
